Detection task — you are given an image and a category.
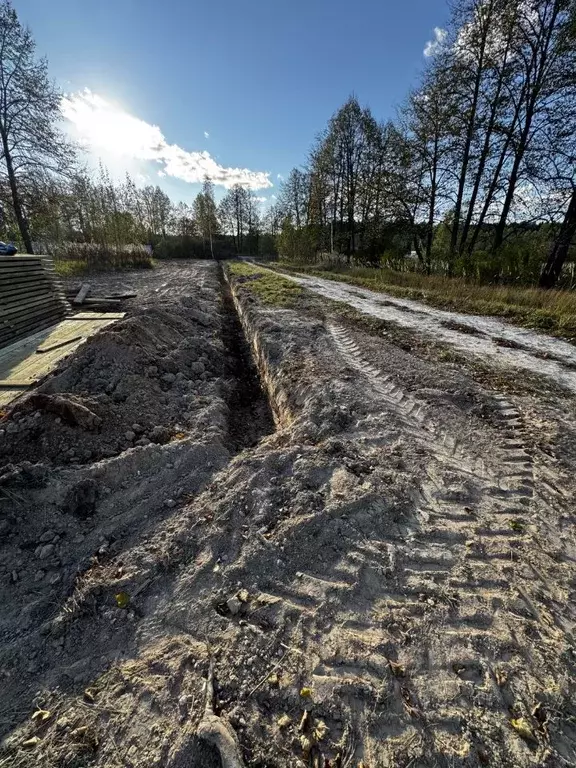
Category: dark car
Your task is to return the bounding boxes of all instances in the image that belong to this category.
[0,242,17,255]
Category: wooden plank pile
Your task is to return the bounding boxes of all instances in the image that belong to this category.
[0,256,70,350]
[65,282,137,312]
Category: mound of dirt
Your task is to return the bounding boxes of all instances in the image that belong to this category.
[0,296,227,467]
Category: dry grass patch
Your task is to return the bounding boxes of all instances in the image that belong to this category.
[276,262,576,340]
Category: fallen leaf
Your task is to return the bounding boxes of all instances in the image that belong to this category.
[115,591,130,608]
[313,719,328,741]
[511,717,536,742]
[22,737,40,748]
[495,668,508,687]
[268,672,279,686]
[83,689,96,703]
[300,686,313,699]
[277,714,291,729]
[300,734,313,759]
[31,709,51,723]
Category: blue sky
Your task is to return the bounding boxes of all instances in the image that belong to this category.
[15,0,449,204]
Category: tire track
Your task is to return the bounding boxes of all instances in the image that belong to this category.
[329,322,535,501]
[307,322,573,757]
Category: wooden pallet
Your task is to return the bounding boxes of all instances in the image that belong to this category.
[0,256,70,349]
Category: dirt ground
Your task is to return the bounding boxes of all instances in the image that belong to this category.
[1,260,576,767]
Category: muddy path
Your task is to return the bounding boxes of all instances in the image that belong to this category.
[2,261,576,768]
[280,271,576,394]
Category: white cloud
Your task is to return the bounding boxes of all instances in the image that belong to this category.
[61,89,272,190]
[424,27,447,57]
[277,173,284,181]
[204,131,210,139]
[254,196,267,203]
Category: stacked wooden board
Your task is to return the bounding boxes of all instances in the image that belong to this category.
[0,312,125,407]
[0,256,70,350]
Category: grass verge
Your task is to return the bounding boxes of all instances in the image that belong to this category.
[227,260,303,307]
[275,262,576,341]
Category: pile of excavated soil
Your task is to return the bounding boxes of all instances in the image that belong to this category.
[0,298,227,466]
[2,262,576,768]
[0,263,238,754]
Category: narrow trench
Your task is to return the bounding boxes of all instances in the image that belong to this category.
[220,272,275,452]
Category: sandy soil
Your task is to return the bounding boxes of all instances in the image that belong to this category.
[1,261,576,768]
[282,272,576,394]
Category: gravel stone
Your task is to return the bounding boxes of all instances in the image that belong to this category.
[39,544,55,559]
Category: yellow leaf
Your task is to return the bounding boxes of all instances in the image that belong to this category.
[277,714,291,729]
[511,717,536,742]
[83,689,96,703]
[313,719,328,741]
[115,591,130,608]
[31,709,51,723]
[299,687,312,699]
[23,737,40,748]
[300,734,312,758]
[495,669,508,687]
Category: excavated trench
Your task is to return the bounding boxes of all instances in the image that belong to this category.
[220,272,275,452]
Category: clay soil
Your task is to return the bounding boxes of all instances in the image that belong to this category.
[1,260,576,768]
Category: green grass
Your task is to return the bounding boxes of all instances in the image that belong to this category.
[275,262,576,340]
[227,260,303,307]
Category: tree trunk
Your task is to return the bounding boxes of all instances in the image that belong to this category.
[492,3,558,253]
[539,188,576,289]
[0,130,33,253]
[459,30,511,255]
[425,140,439,271]
[466,117,518,255]
[492,118,531,252]
[450,11,489,257]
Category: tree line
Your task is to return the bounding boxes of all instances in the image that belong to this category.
[3,0,576,286]
[0,1,274,261]
[272,0,576,288]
